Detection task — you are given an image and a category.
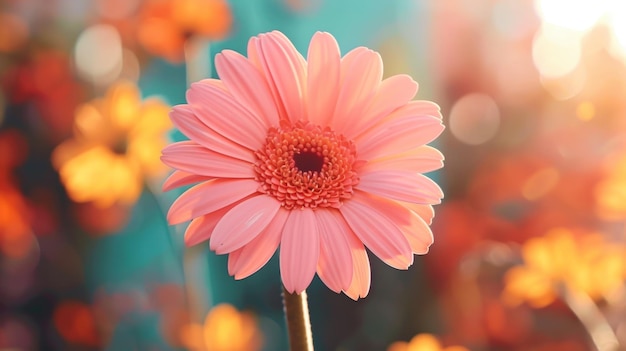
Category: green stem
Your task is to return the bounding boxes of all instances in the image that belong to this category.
[282,286,314,351]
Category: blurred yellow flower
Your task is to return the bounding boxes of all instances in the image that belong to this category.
[502,228,625,308]
[387,333,469,351]
[179,304,262,351]
[53,81,171,208]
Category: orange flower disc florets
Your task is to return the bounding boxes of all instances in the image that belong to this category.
[254,121,359,210]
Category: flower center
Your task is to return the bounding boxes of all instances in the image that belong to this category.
[254,121,359,210]
[111,138,128,155]
[293,151,324,173]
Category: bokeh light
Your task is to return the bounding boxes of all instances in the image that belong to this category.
[178,304,263,351]
[448,93,500,145]
[53,301,101,347]
[74,24,123,85]
[576,101,595,121]
[387,333,469,351]
[539,67,586,100]
[532,25,582,79]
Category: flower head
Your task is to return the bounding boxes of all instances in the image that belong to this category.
[137,0,232,62]
[502,228,625,308]
[53,81,172,208]
[162,31,444,298]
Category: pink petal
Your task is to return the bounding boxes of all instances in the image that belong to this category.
[247,36,262,70]
[361,146,444,174]
[167,178,259,224]
[231,208,289,279]
[404,214,433,254]
[365,196,434,254]
[280,208,320,294]
[169,104,255,162]
[339,191,413,269]
[210,195,281,254]
[358,170,443,204]
[306,32,340,126]
[315,210,353,293]
[343,74,418,140]
[184,202,240,246]
[343,231,371,300]
[412,100,443,119]
[407,203,435,225]
[215,50,280,127]
[196,78,228,91]
[227,249,243,276]
[332,47,383,133]
[356,114,444,161]
[187,81,267,150]
[185,215,210,247]
[161,141,255,178]
[162,170,211,192]
[255,31,307,123]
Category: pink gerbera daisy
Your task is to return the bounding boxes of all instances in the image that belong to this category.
[162,31,444,299]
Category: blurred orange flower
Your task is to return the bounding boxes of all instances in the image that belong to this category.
[387,333,469,351]
[52,81,172,208]
[0,182,34,259]
[137,0,232,62]
[502,228,625,308]
[1,50,85,142]
[179,303,263,351]
[0,129,27,178]
[0,130,34,260]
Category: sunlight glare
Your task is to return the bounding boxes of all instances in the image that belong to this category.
[607,1,626,61]
[534,0,608,32]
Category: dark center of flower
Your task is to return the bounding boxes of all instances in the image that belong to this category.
[254,121,360,210]
[293,151,324,173]
[111,139,128,155]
